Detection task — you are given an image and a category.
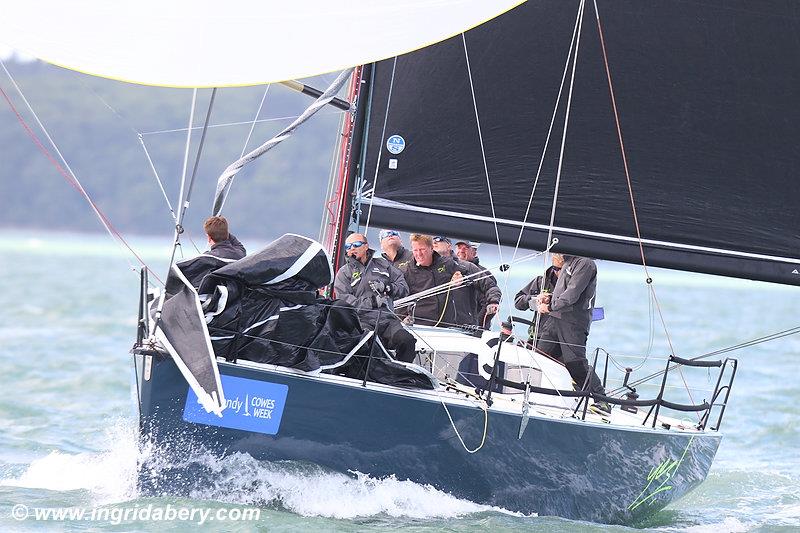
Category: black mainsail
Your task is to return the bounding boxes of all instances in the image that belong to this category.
[358,0,800,285]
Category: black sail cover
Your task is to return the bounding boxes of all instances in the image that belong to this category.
[360,0,800,285]
[162,234,434,392]
[155,265,226,416]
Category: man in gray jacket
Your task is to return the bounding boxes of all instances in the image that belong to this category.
[514,260,561,349]
[334,233,416,362]
[379,229,414,272]
[536,254,610,413]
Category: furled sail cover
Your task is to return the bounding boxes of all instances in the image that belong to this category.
[155,266,226,417]
[0,0,523,87]
[191,234,435,389]
[360,0,800,285]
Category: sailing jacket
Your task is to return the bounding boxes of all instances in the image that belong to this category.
[548,256,597,329]
[208,234,247,260]
[450,255,501,327]
[334,249,409,318]
[403,251,462,326]
[382,246,414,273]
[514,265,560,336]
[466,256,501,327]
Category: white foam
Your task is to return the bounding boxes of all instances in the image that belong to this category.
[2,419,522,520]
[169,449,524,519]
[193,454,520,519]
[1,421,138,504]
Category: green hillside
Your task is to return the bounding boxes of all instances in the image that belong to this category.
[0,60,345,241]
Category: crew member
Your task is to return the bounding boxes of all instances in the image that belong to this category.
[204,215,246,260]
[536,253,610,414]
[403,234,463,326]
[174,216,247,289]
[433,236,500,328]
[455,239,500,326]
[514,256,561,350]
[379,229,414,272]
[334,233,416,363]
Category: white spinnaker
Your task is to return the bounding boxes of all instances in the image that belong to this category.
[0,0,524,88]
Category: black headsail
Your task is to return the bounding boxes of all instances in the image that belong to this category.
[357,0,800,285]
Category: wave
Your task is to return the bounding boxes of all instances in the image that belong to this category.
[1,419,522,521]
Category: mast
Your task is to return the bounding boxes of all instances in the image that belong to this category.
[321,64,374,275]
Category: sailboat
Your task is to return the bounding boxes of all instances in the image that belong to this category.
[4,0,799,526]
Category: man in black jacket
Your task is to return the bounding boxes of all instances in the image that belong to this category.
[434,237,501,328]
[204,216,246,260]
[403,234,464,327]
[536,254,610,413]
[334,233,416,362]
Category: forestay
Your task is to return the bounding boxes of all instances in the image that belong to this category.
[359,0,800,285]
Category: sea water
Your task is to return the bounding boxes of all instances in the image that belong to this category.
[0,230,798,532]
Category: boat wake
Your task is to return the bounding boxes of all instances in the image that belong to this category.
[1,419,523,520]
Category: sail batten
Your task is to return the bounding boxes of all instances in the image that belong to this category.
[357,0,800,286]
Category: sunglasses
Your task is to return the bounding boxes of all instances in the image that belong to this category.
[433,236,449,243]
[345,241,367,251]
[380,230,399,240]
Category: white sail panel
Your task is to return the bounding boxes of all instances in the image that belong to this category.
[0,0,524,87]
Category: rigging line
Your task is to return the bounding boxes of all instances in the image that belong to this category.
[77,77,141,136]
[0,60,161,284]
[74,73,183,239]
[321,110,348,244]
[439,394,489,454]
[529,0,586,354]
[694,325,800,359]
[395,246,552,309]
[363,57,398,235]
[139,112,338,136]
[608,325,800,397]
[509,0,583,265]
[545,0,584,257]
[591,0,693,408]
[154,89,217,332]
[176,88,198,227]
[508,0,583,381]
[461,33,503,267]
[138,134,176,220]
[240,84,271,158]
[183,88,217,221]
[212,69,352,217]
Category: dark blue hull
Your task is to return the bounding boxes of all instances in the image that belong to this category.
[134,353,720,524]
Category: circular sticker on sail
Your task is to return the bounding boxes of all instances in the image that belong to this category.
[386,135,406,154]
